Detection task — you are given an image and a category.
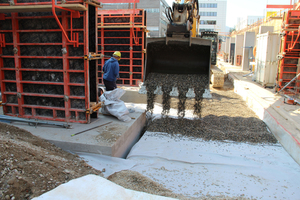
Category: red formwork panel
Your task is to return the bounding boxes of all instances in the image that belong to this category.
[0,0,98,123]
[97,9,146,86]
[277,10,300,94]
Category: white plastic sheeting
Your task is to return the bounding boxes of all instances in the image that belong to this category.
[126,132,300,199]
[32,175,176,200]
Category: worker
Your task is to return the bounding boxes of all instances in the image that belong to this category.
[103,51,121,91]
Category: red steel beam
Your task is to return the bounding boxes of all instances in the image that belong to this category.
[98,9,140,15]
[266,5,293,9]
[62,11,71,122]
[100,0,139,3]
[83,4,90,123]
[12,12,24,116]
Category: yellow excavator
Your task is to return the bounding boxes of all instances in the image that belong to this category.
[139,0,224,98]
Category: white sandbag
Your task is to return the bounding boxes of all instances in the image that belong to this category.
[100,88,131,122]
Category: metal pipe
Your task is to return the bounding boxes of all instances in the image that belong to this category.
[0,115,72,128]
[276,73,300,94]
[71,121,112,136]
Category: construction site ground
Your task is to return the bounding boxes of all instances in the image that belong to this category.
[1,58,300,199]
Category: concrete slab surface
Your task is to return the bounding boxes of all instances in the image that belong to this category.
[2,109,145,158]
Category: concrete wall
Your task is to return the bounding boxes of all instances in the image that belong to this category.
[225,37,230,54]
[224,37,230,62]
[242,32,256,71]
[234,35,244,66]
[259,26,274,34]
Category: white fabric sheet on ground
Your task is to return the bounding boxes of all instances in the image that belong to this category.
[77,153,137,178]
[125,103,195,119]
[32,174,176,200]
[126,131,300,200]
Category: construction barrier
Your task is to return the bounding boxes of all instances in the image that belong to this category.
[97,9,146,86]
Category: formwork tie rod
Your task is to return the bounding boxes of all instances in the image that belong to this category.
[0,115,72,129]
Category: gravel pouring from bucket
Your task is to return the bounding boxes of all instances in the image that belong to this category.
[139,37,212,99]
[139,36,212,117]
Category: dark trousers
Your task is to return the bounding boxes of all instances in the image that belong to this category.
[103,79,117,91]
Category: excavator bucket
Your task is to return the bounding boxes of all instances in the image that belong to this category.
[139,36,212,98]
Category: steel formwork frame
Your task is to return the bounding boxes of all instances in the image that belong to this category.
[97,9,145,86]
[277,10,300,94]
[0,0,97,123]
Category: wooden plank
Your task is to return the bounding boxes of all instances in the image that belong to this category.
[0,4,87,13]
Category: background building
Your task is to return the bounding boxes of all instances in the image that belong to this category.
[236,16,264,31]
[198,0,227,34]
[102,0,169,37]
[102,0,228,37]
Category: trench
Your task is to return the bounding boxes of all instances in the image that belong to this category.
[76,76,300,199]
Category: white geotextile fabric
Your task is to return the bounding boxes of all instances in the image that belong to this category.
[32,174,176,200]
[76,153,137,178]
[100,88,131,122]
[126,131,300,200]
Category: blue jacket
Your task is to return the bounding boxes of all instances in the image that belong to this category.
[103,57,119,82]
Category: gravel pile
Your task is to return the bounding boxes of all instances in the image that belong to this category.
[147,116,277,144]
[145,77,278,144]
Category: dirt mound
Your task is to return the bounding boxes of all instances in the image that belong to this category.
[108,170,186,199]
[0,122,103,200]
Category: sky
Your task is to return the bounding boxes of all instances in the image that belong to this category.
[165,0,293,27]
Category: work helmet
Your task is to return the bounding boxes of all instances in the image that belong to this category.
[113,51,121,60]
